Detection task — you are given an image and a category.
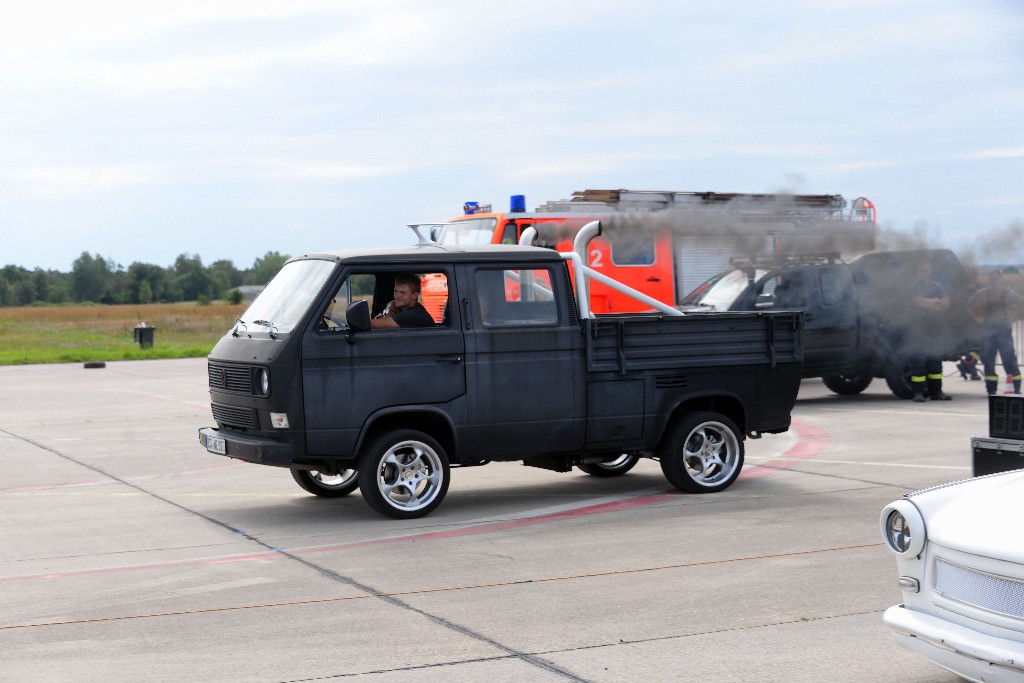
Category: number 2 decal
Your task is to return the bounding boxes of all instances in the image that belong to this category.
[589,249,603,268]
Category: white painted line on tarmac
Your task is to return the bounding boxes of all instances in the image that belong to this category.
[747,456,969,470]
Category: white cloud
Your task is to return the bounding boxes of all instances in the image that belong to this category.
[254,160,410,181]
[0,163,170,199]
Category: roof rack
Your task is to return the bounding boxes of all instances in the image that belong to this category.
[535,189,850,219]
[728,252,844,268]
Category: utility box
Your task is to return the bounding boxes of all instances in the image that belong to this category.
[133,323,155,349]
[972,395,1024,476]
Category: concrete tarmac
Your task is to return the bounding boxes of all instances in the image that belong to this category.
[0,358,988,682]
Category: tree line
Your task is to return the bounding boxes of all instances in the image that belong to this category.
[0,251,290,307]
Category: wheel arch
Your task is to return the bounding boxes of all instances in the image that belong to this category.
[656,394,747,445]
[355,407,457,462]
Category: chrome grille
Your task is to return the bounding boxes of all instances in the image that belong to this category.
[211,403,258,429]
[208,362,252,393]
[934,557,1024,620]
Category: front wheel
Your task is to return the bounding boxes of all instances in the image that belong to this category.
[659,412,744,493]
[358,430,450,519]
[822,372,873,395]
[578,454,640,477]
[291,469,359,498]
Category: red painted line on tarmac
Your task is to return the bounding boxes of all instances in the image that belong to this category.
[740,417,830,480]
[1,419,827,583]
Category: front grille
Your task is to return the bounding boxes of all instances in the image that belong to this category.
[211,403,258,430]
[209,361,253,393]
[934,557,1024,620]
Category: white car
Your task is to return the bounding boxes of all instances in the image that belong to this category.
[880,470,1024,682]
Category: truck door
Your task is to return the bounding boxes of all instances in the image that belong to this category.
[766,265,858,373]
[299,267,467,456]
[457,263,585,459]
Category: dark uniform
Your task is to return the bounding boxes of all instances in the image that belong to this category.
[908,276,951,402]
[968,278,1023,395]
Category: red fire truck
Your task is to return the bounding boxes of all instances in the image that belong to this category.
[433,189,877,314]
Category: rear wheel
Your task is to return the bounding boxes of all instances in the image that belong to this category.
[659,412,743,493]
[884,361,915,399]
[822,372,873,395]
[290,469,359,498]
[578,454,639,477]
[358,430,449,519]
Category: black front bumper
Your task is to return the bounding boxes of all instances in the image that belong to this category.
[198,427,294,468]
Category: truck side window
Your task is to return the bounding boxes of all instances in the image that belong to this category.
[475,268,557,327]
[318,271,450,330]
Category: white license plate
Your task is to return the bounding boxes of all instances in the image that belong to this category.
[205,434,226,455]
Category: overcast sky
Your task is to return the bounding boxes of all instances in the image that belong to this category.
[2,0,1022,272]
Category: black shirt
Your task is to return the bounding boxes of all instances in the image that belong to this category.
[392,302,435,328]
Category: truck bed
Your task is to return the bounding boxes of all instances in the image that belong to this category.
[585,311,803,373]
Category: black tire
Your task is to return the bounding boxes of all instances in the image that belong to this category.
[578,454,640,477]
[659,412,744,493]
[884,361,915,399]
[290,469,359,498]
[358,429,450,519]
[83,361,106,369]
[822,372,873,395]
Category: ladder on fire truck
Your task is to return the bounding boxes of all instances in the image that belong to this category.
[535,189,876,223]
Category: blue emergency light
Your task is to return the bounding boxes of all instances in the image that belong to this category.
[464,201,479,215]
[510,194,526,212]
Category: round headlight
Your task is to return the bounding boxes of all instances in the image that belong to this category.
[257,368,270,396]
[885,510,910,553]
[879,500,926,557]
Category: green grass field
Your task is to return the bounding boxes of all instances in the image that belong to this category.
[0,302,246,365]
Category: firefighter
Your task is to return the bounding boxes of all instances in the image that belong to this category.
[908,259,952,402]
[967,269,1023,394]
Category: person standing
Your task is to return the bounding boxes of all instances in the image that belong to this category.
[968,269,1023,394]
[908,259,953,402]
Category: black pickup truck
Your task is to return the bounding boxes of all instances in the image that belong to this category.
[199,241,803,518]
[681,248,977,398]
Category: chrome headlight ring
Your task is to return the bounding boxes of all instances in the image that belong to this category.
[879,500,926,558]
[256,368,270,397]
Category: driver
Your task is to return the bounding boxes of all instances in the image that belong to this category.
[371,272,435,329]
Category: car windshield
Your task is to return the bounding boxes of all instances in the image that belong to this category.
[681,268,765,310]
[435,217,499,245]
[237,259,336,334]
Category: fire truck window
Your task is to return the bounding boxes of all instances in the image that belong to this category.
[499,223,517,245]
[608,233,655,266]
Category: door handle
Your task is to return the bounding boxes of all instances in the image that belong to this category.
[438,354,464,364]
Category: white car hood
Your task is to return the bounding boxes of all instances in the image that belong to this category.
[910,470,1024,563]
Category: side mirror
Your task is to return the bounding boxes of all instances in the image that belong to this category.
[755,293,776,309]
[346,300,371,332]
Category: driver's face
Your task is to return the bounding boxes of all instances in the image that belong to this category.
[393,284,417,309]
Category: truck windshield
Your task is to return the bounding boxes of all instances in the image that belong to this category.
[682,268,766,310]
[237,259,336,334]
[436,218,499,245]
